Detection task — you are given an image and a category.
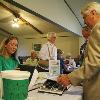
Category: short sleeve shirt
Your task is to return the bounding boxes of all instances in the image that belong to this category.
[0,55,19,71]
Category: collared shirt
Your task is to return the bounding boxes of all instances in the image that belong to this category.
[39,42,57,60]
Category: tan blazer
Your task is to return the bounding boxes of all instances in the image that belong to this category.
[0,78,3,99]
[68,21,100,100]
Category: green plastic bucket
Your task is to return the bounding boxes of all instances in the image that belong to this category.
[1,70,30,100]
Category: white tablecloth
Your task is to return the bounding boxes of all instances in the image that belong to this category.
[27,86,83,100]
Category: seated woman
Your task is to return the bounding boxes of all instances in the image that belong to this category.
[64,53,76,74]
[23,50,38,67]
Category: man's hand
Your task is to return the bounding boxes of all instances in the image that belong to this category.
[57,74,71,87]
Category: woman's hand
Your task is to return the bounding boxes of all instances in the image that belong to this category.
[57,74,71,87]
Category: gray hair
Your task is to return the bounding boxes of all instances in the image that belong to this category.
[31,50,36,54]
[47,32,56,40]
[81,2,100,15]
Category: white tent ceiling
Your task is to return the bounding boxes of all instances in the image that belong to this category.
[0,0,76,39]
[0,0,99,39]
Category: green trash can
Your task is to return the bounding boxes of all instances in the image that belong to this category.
[1,70,30,100]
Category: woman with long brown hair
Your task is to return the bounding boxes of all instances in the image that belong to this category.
[0,36,19,71]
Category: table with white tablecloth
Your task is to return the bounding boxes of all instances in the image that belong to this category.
[27,85,83,100]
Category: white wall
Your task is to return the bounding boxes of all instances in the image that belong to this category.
[14,0,82,35]
[0,32,8,44]
[0,32,80,58]
[17,34,80,58]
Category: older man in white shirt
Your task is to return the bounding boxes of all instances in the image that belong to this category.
[39,32,57,60]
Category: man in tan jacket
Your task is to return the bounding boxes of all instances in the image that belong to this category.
[57,2,100,100]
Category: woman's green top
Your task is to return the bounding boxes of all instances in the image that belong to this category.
[0,55,19,71]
